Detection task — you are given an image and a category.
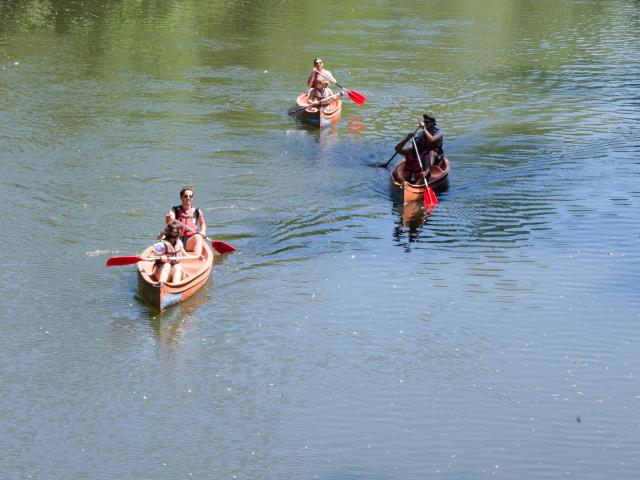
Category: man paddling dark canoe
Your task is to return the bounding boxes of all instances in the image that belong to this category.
[417,114,445,172]
[393,114,445,184]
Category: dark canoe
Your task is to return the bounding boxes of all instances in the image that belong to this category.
[290,92,342,127]
[137,241,214,311]
[389,157,451,203]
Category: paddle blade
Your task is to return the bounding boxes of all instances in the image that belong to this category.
[345,89,366,105]
[105,256,144,267]
[211,240,237,254]
[423,187,439,208]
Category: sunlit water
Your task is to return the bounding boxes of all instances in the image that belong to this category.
[1,1,639,478]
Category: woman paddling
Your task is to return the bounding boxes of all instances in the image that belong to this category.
[165,185,206,257]
[307,58,340,104]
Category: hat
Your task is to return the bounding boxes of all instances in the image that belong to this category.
[423,114,436,125]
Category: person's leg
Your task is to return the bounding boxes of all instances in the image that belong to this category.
[155,263,171,283]
[170,264,183,283]
[185,235,202,256]
[428,151,437,170]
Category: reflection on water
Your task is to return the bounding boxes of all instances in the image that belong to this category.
[390,196,438,251]
[146,292,212,349]
[345,115,367,136]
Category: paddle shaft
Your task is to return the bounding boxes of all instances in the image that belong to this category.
[289,91,343,115]
[412,137,438,207]
[106,254,200,267]
[380,126,422,168]
[315,71,366,105]
[143,255,200,261]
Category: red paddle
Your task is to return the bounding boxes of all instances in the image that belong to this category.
[105,255,199,267]
[211,240,237,254]
[336,82,367,105]
[106,256,147,267]
[315,72,366,105]
[412,137,438,208]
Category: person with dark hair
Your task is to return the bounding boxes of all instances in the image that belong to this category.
[418,114,444,170]
[394,131,429,184]
[307,58,338,103]
[164,185,206,256]
[394,114,445,184]
[153,220,185,283]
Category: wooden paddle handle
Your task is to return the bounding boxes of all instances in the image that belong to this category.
[142,255,201,262]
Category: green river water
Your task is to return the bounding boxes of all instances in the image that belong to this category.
[1,1,639,478]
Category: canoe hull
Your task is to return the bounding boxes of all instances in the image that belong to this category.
[291,92,341,127]
[389,157,451,203]
[137,242,214,311]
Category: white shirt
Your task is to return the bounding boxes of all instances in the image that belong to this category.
[153,239,184,255]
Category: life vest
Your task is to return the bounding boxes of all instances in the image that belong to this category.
[162,239,179,255]
[172,205,201,238]
[154,238,183,265]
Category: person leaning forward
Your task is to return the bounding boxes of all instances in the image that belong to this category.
[394,130,429,185]
[164,185,206,256]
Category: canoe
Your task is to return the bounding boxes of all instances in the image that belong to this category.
[290,92,342,127]
[389,157,451,203]
[137,241,214,311]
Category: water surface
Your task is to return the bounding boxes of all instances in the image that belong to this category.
[1,1,639,478]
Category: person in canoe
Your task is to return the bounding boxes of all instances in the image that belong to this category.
[307,58,342,104]
[153,220,185,283]
[394,114,445,184]
[164,185,207,256]
[394,130,430,185]
[417,114,445,169]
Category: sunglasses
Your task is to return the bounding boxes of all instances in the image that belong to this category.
[182,194,193,198]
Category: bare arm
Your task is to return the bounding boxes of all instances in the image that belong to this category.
[198,209,207,236]
[395,133,414,154]
[421,122,443,143]
[307,70,318,88]
[317,69,336,84]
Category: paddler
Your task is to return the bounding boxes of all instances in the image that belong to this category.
[417,115,445,170]
[307,58,340,104]
[394,131,429,185]
[163,185,207,256]
[394,114,445,184]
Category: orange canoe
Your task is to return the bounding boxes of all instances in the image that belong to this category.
[290,92,342,127]
[389,157,451,203]
[137,242,213,311]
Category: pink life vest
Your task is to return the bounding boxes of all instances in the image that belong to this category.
[172,205,201,238]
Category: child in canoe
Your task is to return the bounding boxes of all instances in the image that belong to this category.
[153,220,185,283]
